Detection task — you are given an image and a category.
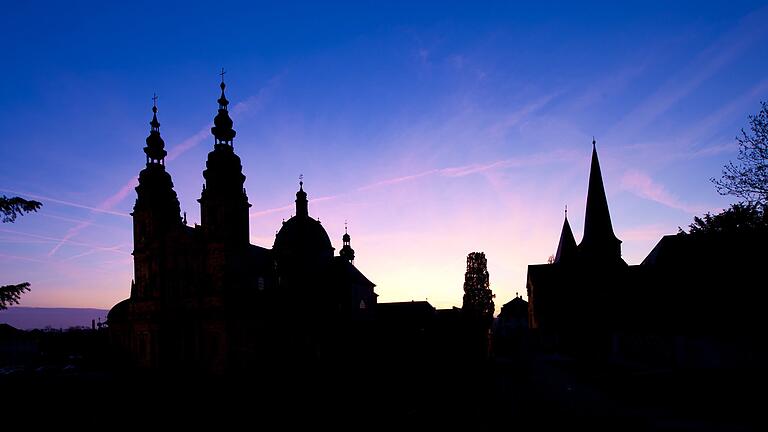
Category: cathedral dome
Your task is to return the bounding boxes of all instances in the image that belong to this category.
[273,181,334,262]
[273,215,334,260]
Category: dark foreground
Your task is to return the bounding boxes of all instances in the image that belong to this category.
[1,354,758,430]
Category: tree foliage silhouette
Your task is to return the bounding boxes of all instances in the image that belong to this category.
[712,101,768,205]
[462,252,495,325]
[679,202,767,235]
[0,195,42,310]
[0,195,41,223]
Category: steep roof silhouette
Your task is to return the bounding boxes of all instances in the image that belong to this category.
[578,140,622,263]
[554,209,578,263]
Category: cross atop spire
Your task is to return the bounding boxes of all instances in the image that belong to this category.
[152,93,158,108]
[219,67,226,82]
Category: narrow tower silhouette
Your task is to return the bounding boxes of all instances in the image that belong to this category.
[339,221,355,263]
[198,70,251,245]
[132,96,182,298]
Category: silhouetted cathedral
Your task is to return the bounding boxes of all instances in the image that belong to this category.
[108,79,376,372]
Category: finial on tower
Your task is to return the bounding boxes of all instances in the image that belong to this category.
[150,93,160,130]
[592,136,596,147]
[217,68,229,109]
[299,174,304,190]
[340,219,355,263]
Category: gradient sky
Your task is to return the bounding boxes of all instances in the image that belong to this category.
[1,1,767,313]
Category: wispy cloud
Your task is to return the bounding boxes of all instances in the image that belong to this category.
[0,189,130,218]
[47,178,138,256]
[609,7,768,139]
[166,127,211,162]
[0,186,133,255]
[567,62,648,111]
[0,253,48,264]
[620,170,706,214]
[251,149,576,218]
[665,78,768,159]
[356,170,440,191]
[0,228,130,256]
[249,204,294,218]
[63,243,128,262]
[618,224,671,242]
[488,93,560,137]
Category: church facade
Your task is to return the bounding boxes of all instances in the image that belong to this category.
[526,141,632,356]
[108,79,377,373]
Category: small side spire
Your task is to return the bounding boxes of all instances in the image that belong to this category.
[143,93,167,165]
[554,204,577,263]
[340,220,355,263]
[211,68,236,147]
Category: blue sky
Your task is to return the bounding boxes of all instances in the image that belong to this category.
[1,1,767,311]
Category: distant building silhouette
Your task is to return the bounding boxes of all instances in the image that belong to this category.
[498,294,528,331]
[493,293,529,356]
[108,79,376,372]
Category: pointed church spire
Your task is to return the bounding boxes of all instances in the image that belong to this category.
[295,175,308,217]
[579,139,622,262]
[554,205,577,263]
[340,220,355,263]
[143,94,167,165]
[211,68,236,147]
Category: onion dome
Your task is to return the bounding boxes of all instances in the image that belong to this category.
[143,95,167,164]
[210,69,236,146]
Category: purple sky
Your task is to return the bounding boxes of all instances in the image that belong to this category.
[1,1,767,313]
